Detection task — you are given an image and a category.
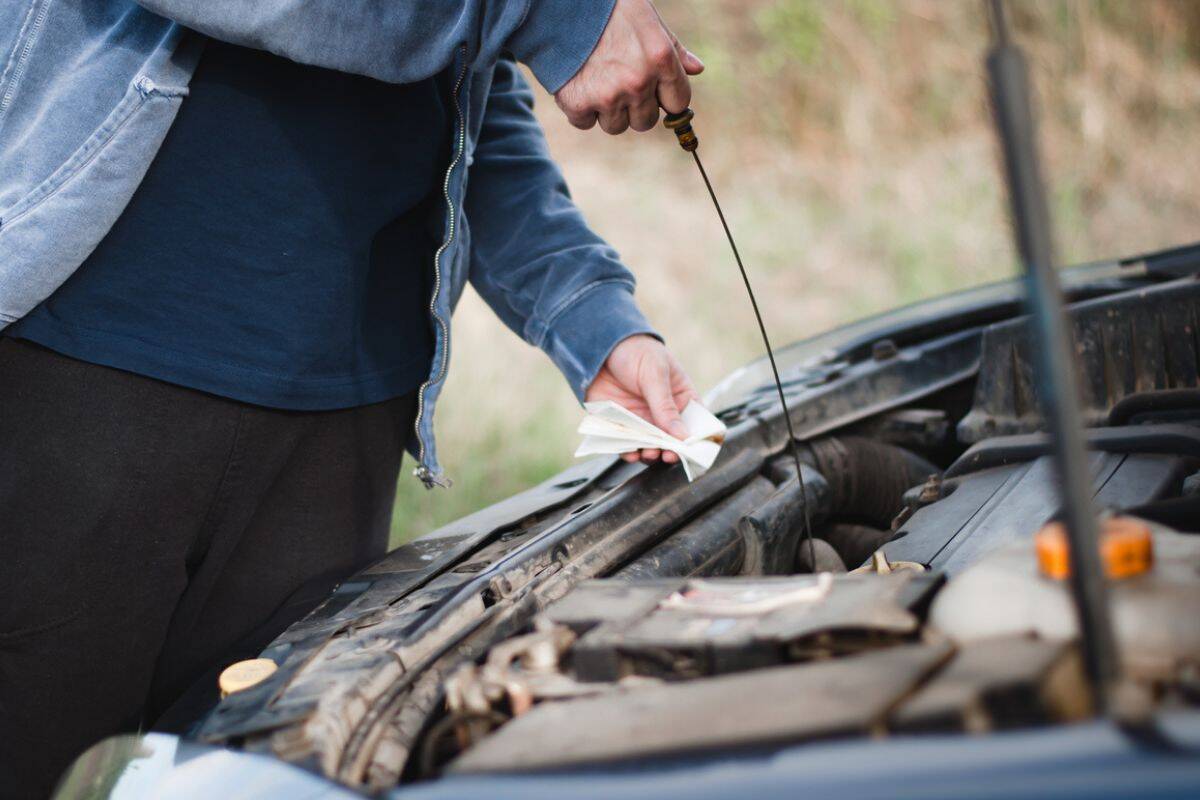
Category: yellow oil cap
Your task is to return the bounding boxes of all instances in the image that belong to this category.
[218,658,278,698]
[1036,516,1153,580]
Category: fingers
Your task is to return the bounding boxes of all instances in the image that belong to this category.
[653,3,703,78]
[623,449,674,464]
[568,110,599,131]
[674,374,701,405]
[652,32,693,115]
[554,0,697,135]
[556,94,599,131]
[598,106,631,135]
[644,449,681,464]
[629,96,661,132]
[654,47,691,114]
[668,350,701,406]
[597,43,691,133]
[592,335,700,468]
[675,39,705,76]
[643,359,689,440]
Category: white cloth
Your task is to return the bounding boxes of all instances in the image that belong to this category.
[574,400,726,481]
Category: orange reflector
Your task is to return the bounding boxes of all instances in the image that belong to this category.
[1035,517,1153,580]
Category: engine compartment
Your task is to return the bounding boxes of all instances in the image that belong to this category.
[421,442,1199,777]
[415,274,1200,779]
[194,270,1200,792]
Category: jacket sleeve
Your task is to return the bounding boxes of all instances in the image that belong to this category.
[134,0,615,91]
[465,60,659,401]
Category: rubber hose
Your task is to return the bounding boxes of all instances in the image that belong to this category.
[807,436,938,529]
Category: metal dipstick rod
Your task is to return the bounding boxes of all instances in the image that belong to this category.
[664,109,817,570]
[984,0,1119,712]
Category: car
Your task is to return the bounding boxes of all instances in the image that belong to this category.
[51,7,1200,799]
[51,239,1200,799]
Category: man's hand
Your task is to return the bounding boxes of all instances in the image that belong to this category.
[555,0,704,135]
[586,334,700,463]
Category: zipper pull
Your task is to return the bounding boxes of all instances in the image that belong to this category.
[414,464,453,490]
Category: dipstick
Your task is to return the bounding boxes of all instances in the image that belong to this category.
[664,108,817,570]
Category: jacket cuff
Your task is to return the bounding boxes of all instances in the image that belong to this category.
[539,281,661,401]
[508,0,618,93]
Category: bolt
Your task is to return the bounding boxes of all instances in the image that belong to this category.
[872,339,899,361]
[918,473,943,504]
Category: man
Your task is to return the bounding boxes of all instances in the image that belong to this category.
[0,0,702,795]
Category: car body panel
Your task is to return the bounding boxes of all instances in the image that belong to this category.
[55,715,1200,800]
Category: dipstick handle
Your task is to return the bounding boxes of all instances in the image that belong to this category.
[664,108,699,152]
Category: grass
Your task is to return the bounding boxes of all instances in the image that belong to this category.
[389,0,1200,547]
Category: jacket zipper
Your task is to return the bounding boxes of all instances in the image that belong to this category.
[413,49,469,489]
[0,0,51,120]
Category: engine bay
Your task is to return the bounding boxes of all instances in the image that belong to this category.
[196,270,1200,792]
[420,273,1200,779]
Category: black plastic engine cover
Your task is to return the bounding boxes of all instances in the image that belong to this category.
[884,444,1190,575]
[957,277,1200,441]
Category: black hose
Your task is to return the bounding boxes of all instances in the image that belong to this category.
[1108,389,1200,426]
[807,436,938,529]
[614,477,777,580]
[615,437,934,579]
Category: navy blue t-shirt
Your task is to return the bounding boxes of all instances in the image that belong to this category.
[9,38,448,409]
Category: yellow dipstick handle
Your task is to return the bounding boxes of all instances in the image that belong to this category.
[664,108,699,152]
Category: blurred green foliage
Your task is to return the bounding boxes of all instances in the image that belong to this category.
[756,1,825,68]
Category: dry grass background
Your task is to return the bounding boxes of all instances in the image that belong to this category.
[391,0,1200,545]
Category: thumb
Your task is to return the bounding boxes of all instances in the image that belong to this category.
[644,361,689,440]
[673,37,704,76]
[680,48,705,75]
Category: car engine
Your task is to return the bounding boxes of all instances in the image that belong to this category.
[191,269,1200,792]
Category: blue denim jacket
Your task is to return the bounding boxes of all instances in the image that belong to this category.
[0,0,656,486]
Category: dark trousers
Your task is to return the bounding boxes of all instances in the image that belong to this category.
[0,338,415,798]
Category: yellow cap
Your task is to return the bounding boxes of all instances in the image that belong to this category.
[1035,516,1153,580]
[218,658,277,698]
